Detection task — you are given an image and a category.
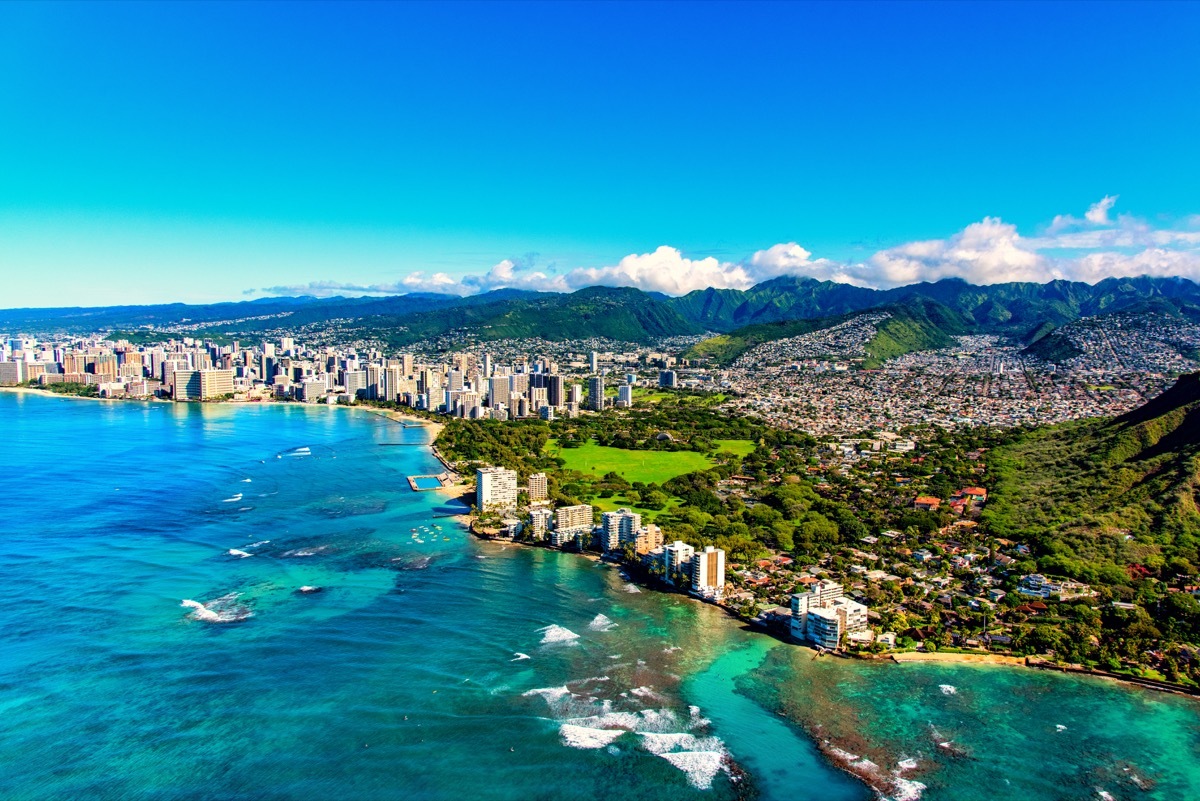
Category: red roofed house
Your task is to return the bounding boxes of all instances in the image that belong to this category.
[914,496,941,511]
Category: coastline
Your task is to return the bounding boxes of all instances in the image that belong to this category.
[889,651,1025,666]
[465,522,1200,703]
[0,385,125,402]
[356,404,445,440]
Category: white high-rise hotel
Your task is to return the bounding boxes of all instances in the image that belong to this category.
[691,545,725,599]
[475,467,518,513]
[790,580,868,650]
[600,508,642,551]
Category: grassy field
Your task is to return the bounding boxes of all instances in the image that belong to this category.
[633,388,672,404]
[547,439,712,483]
[546,438,753,484]
[599,387,721,405]
[589,494,682,522]
[712,439,756,457]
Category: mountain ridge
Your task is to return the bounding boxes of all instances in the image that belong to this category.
[4,276,1199,352]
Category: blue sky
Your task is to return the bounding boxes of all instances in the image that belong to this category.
[1,1,1198,306]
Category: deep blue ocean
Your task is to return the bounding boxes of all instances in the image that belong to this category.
[2,392,1197,801]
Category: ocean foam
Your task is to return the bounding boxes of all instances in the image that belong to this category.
[939,684,957,695]
[181,593,252,623]
[638,732,724,756]
[635,708,684,733]
[566,711,643,731]
[658,751,726,790]
[538,624,580,645]
[181,599,220,622]
[228,548,252,558]
[560,724,625,749]
[1056,724,1067,732]
[897,758,919,772]
[511,653,530,661]
[889,776,928,801]
[523,685,571,702]
[826,745,860,763]
[246,540,270,549]
[222,494,243,503]
[588,614,618,632]
[282,546,328,558]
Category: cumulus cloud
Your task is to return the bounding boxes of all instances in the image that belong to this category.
[561,246,754,294]
[460,259,568,294]
[251,197,1200,298]
[746,243,874,287]
[863,217,1053,287]
[1068,247,1200,283]
[1085,194,1119,225]
[1049,194,1120,233]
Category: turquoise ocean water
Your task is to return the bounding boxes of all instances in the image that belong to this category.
[1,392,1197,801]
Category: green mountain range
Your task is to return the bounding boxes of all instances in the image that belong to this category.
[668,275,1200,334]
[4,275,1199,357]
[682,298,969,366]
[373,286,702,346]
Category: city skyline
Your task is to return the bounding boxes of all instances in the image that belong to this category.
[2,1,1199,306]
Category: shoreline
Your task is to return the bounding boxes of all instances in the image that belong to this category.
[889,651,1026,666]
[355,404,445,440]
[464,524,1200,702]
[13,384,1195,700]
[0,385,129,403]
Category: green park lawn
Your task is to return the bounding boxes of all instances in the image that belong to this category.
[589,494,682,522]
[545,438,754,484]
[712,439,756,457]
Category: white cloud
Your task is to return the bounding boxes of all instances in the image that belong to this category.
[1068,247,1200,283]
[747,243,874,286]
[1085,194,1119,225]
[562,246,756,294]
[252,199,1200,298]
[863,217,1054,286]
[460,259,568,294]
[1049,194,1120,233]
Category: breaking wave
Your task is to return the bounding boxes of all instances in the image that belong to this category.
[538,624,580,645]
[560,724,624,749]
[181,592,252,623]
[588,614,617,632]
[658,751,727,790]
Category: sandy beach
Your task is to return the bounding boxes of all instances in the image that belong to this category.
[0,385,119,402]
[891,651,1026,666]
[356,404,446,439]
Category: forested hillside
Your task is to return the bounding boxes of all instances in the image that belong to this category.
[982,372,1200,582]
